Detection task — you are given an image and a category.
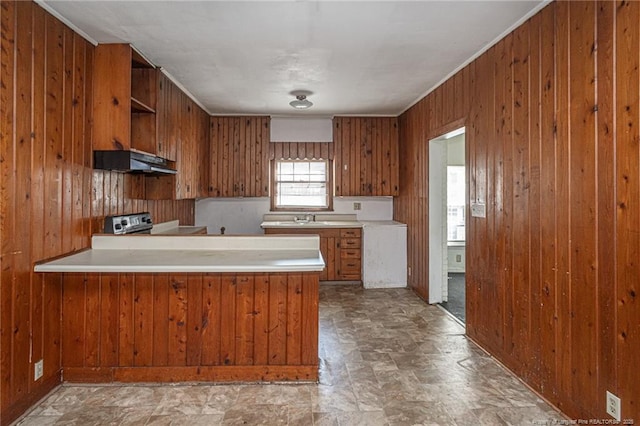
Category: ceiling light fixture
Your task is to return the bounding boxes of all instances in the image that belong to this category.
[289,94,313,110]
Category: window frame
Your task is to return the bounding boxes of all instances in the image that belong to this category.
[270,158,334,212]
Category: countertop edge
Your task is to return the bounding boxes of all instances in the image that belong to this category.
[260,222,364,229]
[34,264,325,273]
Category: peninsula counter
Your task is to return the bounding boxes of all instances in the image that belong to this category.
[34,235,324,383]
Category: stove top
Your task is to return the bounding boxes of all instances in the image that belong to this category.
[104,212,153,234]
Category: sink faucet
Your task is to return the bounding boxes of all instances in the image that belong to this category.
[294,214,314,223]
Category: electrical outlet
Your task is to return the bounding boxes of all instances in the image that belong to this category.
[34,359,43,381]
[353,202,361,211]
[606,391,621,421]
[408,266,412,276]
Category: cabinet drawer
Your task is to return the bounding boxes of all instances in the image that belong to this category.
[341,248,361,259]
[340,238,361,249]
[339,274,361,281]
[340,228,361,238]
[340,258,361,273]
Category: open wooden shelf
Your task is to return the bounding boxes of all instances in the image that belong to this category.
[131,96,155,114]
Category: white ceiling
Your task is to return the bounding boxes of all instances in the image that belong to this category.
[41,1,545,116]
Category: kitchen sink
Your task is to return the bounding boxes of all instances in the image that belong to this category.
[260,220,362,228]
[260,213,362,229]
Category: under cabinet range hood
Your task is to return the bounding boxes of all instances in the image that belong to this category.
[94,150,177,175]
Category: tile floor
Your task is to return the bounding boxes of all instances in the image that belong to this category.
[16,285,565,426]
[440,273,466,323]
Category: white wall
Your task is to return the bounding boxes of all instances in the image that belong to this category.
[196,198,270,234]
[333,196,393,220]
[195,196,394,234]
[447,133,465,166]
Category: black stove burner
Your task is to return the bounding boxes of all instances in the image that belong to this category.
[104,212,153,234]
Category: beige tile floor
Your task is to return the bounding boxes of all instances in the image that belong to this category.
[16,285,565,425]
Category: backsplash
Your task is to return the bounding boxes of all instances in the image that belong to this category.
[195,196,394,234]
[332,196,393,220]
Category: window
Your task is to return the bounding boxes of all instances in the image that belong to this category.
[271,159,332,210]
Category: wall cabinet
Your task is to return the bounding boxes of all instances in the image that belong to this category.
[155,73,177,161]
[206,116,399,199]
[93,44,158,154]
[264,228,362,282]
[93,44,207,200]
[333,117,399,197]
[209,116,270,197]
[146,92,209,200]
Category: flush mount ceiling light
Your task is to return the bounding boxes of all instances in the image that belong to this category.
[289,94,313,110]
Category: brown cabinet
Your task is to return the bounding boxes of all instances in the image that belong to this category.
[155,73,177,161]
[338,228,362,280]
[333,117,400,197]
[146,93,209,200]
[93,44,208,200]
[208,116,270,197]
[265,227,362,282]
[61,272,319,383]
[93,44,158,154]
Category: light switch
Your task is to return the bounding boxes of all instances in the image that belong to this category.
[470,202,486,218]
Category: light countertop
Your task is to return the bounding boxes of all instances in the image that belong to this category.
[151,220,207,235]
[260,213,363,229]
[360,220,407,227]
[34,235,324,273]
[260,220,363,229]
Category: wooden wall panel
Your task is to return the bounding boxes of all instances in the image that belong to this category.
[0,2,195,424]
[595,0,617,413]
[614,1,640,420]
[60,272,319,382]
[395,1,640,421]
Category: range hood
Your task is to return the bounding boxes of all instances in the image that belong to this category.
[94,150,177,175]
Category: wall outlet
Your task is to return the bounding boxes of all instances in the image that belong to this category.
[606,391,621,421]
[353,202,361,211]
[34,359,43,381]
[408,266,412,276]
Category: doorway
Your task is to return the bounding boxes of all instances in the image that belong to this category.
[428,127,466,323]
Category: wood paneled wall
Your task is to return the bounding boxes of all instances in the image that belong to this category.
[0,2,194,424]
[333,117,399,196]
[395,1,639,421]
[61,272,319,382]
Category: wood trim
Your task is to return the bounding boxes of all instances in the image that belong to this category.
[63,365,318,383]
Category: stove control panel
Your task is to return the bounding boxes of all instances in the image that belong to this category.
[104,212,153,234]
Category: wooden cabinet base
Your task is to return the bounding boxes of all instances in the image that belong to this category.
[63,365,318,383]
[61,272,319,384]
[265,228,362,281]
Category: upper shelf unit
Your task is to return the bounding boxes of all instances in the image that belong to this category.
[93,44,158,155]
[130,49,156,114]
